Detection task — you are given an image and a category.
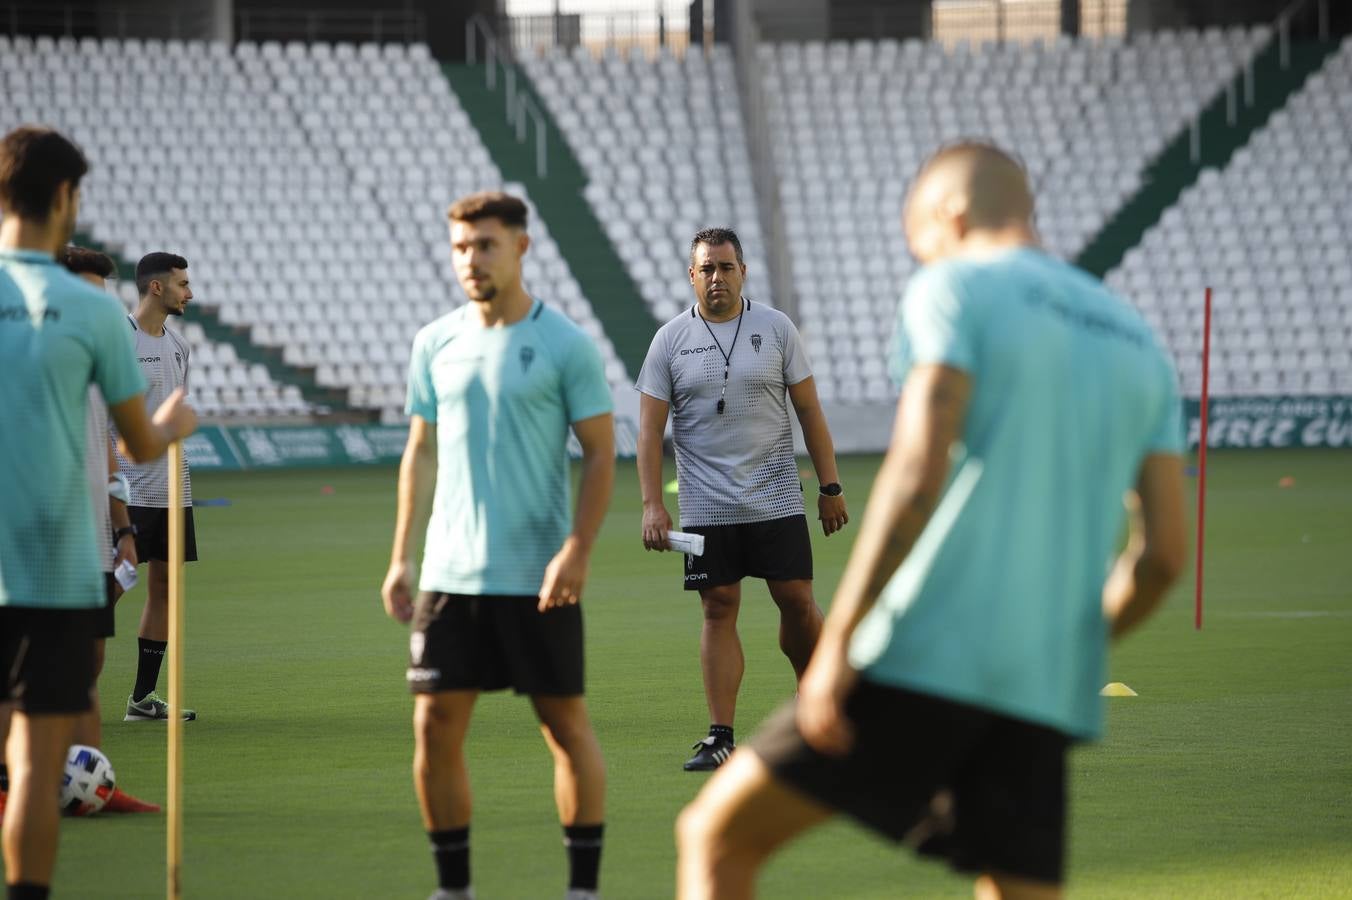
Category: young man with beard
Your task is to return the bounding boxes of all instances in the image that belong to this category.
[111,251,198,722]
[382,191,614,900]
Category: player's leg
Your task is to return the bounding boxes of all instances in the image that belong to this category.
[126,508,195,721]
[764,579,822,679]
[532,694,606,898]
[414,691,478,900]
[975,873,1063,900]
[532,695,605,824]
[3,711,79,887]
[1,606,97,893]
[676,750,833,900]
[413,691,478,830]
[751,516,821,680]
[72,637,106,747]
[699,582,744,728]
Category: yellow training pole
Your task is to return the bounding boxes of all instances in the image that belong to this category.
[166,441,185,900]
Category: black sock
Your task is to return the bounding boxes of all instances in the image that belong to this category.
[429,827,470,890]
[8,883,51,900]
[0,762,8,792]
[709,724,734,743]
[563,823,604,891]
[133,638,168,702]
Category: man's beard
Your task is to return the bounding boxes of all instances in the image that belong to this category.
[469,285,497,302]
[167,306,184,317]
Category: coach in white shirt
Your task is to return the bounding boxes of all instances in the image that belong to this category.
[636,227,849,772]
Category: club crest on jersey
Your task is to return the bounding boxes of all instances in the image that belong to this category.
[751,334,762,353]
[520,346,535,373]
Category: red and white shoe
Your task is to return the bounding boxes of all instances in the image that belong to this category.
[103,787,161,814]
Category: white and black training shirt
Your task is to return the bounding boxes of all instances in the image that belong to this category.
[636,299,813,528]
[113,315,192,508]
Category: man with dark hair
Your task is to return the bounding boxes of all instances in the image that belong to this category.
[53,245,161,813]
[675,142,1187,899]
[382,190,614,900]
[636,225,849,772]
[111,251,197,722]
[0,125,196,900]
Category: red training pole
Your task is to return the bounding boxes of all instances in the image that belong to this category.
[1194,287,1212,631]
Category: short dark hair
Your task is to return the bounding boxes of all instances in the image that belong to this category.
[0,126,89,223]
[135,251,188,296]
[447,191,528,229]
[61,245,116,279]
[690,227,744,265]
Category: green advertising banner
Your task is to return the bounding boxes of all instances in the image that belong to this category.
[187,417,640,471]
[1184,396,1352,449]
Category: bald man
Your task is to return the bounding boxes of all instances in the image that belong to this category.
[675,142,1187,900]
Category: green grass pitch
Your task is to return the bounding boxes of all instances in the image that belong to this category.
[15,450,1352,898]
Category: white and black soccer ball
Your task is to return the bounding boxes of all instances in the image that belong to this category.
[60,744,116,816]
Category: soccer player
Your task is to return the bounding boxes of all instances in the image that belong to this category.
[0,125,196,900]
[635,227,849,771]
[58,245,160,813]
[111,251,198,722]
[381,192,615,900]
[675,143,1188,900]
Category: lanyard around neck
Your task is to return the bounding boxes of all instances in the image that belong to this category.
[697,298,746,415]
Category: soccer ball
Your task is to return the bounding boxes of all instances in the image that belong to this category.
[59,745,116,816]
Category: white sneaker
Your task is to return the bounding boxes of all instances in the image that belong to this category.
[564,891,598,900]
[429,889,474,900]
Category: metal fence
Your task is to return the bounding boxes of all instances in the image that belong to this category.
[235,8,426,44]
[0,2,215,40]
[504,1,698,59]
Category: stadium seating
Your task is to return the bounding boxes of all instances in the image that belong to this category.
[0,34,630,422]
[522,45,775,324]
[759,28,1270,404]
[1106,37,1352,397]
[8,27,1345,417]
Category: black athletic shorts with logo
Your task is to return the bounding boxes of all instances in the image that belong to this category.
[129,505,199,563]
[94,571,118,639]
[406,593,584,696]
[682,514,813,590]
[0,606,98,714]
[751,679,1071,885]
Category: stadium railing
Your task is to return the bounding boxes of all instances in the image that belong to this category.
[466,14,549,179]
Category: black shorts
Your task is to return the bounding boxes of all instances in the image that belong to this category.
[0,606,98,715]
[129,505,199,563]
[94,572,118,639]
[407,593,584,696]
[751,680,1070,885]
[682,515,813,590]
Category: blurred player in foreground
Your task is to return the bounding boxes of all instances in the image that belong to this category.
[676,142,1188,900]
[382,192,614,900]
[0,126,196,900]
[112,251,197,722]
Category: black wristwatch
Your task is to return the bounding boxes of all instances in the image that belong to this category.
[819,483,843,497]
[113,525,138,542]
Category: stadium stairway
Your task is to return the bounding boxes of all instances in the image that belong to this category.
[1076,36,1339,278]
[73,231,353,419]
[441,62,660,377]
